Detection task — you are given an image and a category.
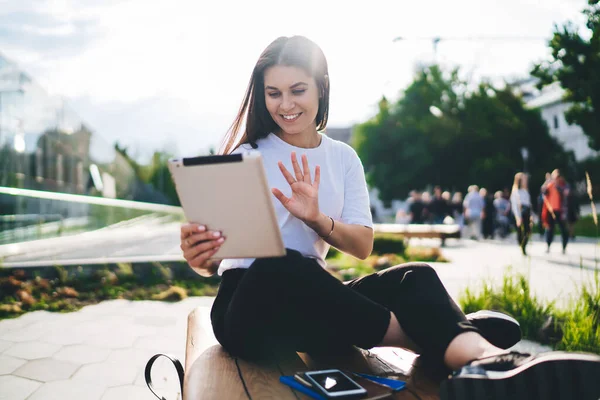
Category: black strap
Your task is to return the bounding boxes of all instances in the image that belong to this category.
[145,353,185,400]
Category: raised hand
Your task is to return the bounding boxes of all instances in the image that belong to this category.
[271,152,321,223]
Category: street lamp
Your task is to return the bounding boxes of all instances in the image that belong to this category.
[520,147,529,173]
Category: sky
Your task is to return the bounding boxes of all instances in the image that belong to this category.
[0,0,590,161]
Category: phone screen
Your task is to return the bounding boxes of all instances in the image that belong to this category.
[306,371,363,393]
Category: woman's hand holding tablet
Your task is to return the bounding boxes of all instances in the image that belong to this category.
[180,223,224,277]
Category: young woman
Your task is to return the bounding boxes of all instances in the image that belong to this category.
[179,36,600,399]
[511,172,532,256]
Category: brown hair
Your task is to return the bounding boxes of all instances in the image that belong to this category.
[512,172,528,192]
[220,36,330,154]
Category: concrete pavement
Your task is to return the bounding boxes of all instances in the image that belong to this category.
[0,297,217,400]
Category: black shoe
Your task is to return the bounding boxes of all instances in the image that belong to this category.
[440,351,600,400]
[466,310,521,349]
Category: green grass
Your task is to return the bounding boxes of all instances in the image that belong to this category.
[573,214,600,238]
[460,270,600,354]
[555,271,600,353]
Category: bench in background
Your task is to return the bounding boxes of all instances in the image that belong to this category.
[374,223,461,247]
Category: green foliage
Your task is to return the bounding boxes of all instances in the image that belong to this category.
[460,270,600,354]
[556,271,600,353]
[531,0,600,150]
[405,247,448,263]
[0,263,221,320]
[54,265,68,284]
[354,65,574,202]
[114,143,180,205]
[460,272,553,339]
[573,214,600,237]
[372,234,408,255]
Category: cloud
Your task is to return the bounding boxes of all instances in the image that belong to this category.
[0,0,592,156]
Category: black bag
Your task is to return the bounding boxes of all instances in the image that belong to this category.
[144,353,185,400]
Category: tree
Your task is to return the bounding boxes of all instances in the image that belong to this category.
[353,65,574,204]
[531,0,600,150]
[114,143,179,205]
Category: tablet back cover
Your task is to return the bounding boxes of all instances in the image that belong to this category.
[169,153,285,259]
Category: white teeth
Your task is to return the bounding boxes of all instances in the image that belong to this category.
[282,113,300,120]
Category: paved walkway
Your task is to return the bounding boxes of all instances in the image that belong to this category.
[0,297,217,400]
[1,235,597,400]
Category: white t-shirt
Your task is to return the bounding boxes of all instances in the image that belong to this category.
[218,132,373,275]
[510,189,531,219]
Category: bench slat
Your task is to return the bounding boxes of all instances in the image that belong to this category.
[238,355,311,399]
[184,345,249,400]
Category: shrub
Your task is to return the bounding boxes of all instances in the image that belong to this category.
[372,234,407,255]
[573,215,600,238]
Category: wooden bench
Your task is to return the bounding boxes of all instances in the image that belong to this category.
[182,306,441,399]
[374,223,461,247]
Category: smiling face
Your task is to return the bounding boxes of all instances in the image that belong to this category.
[264,65,320,140]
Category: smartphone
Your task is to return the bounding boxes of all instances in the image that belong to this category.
[303,369,367,398]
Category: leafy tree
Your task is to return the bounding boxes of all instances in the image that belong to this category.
[114,143,179,205]
[531,0,600,150]
[354,66,574,204]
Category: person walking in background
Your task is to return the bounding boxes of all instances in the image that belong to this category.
[421,191,432,223]
[463,185,484,240]
[542,169,569,254]
[493,190,511,238]
[452,192,464,228]
[480,188,495,239]
[511,172,532,256]
[409,191,425,224]
[441,191,452,223]
[430,186,449,224]
[538,172,551,237]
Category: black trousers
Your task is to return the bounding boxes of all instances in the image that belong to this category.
[546,210,569,250]
[210,249,479,363]
[517,207,532,252]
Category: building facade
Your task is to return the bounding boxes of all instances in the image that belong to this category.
[521,80,597,161]
[0,53,169,221]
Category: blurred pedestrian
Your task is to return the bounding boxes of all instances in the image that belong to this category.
[538,172,551,236]
[541,169,569,254]
[493,190,511,238]
[480,188,495,239]
[463,185,484,240]
[452,192,464,228]
[511,172,532,256]
[409,191,425,224]
[421,191,432,223]
[430,186,449,224]
[442,191,453,223]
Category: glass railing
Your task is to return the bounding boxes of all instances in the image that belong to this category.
[0,186,185,266]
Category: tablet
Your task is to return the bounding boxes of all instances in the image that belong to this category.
[168,152,285,259]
